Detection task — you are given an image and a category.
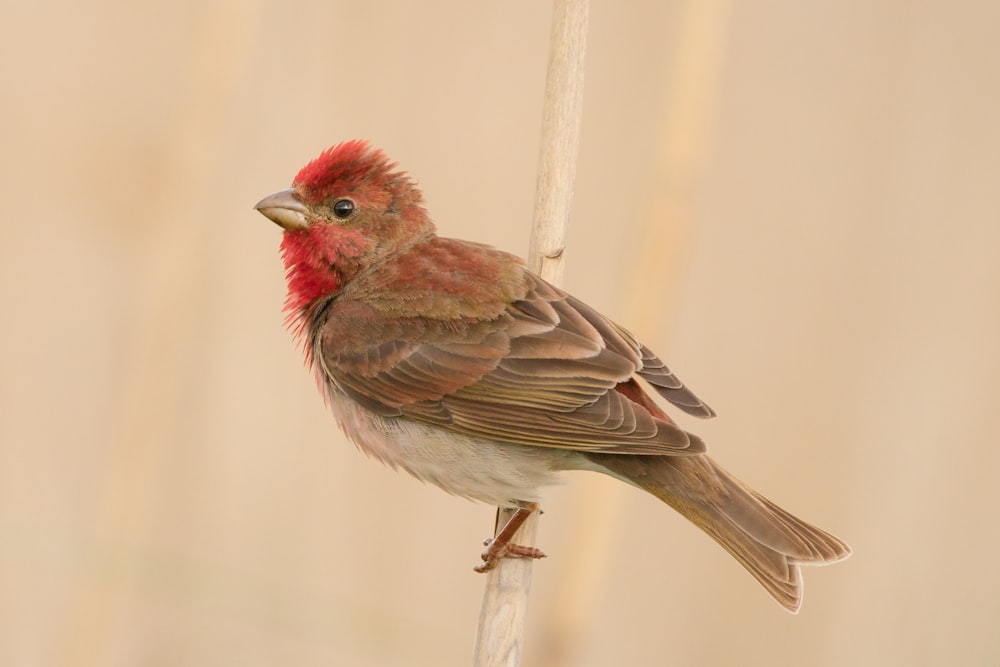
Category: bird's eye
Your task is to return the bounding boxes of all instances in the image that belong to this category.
[332,198,355,219]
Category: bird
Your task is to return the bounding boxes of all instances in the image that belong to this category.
[254,140,851,612]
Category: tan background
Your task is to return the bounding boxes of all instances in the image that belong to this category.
[2,1,998,665]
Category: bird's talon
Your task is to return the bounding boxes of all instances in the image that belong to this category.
[507,544,547,560]
[473,539,547,573]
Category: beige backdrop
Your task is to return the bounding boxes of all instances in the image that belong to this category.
[2,1,998,665]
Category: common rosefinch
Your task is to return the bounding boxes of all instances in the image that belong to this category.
[255,140,850,612]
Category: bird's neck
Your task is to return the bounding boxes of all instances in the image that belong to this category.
[280,223,370,316]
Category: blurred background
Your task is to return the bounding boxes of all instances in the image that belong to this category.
[2,0,998,665]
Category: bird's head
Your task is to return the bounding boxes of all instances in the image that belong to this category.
[255,140,435,313]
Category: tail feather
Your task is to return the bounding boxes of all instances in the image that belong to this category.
[587,453,851,613]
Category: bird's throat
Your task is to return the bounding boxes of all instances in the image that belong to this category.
[280,223,369,321]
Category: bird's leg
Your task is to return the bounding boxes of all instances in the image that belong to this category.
[474,502,546,573]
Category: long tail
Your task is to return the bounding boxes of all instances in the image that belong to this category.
[587,452,852,612]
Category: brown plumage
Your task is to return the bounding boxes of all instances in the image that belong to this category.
[255,140,851,612]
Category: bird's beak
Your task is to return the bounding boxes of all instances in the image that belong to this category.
[254,188,309,230]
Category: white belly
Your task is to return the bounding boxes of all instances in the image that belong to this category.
[325,387,576,507]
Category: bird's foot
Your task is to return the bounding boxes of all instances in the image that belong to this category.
[473,539,547,572]
[472,502,545,573]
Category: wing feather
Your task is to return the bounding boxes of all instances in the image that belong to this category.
[316,247,713,454]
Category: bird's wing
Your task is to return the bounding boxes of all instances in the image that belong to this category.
[316,270,713,455]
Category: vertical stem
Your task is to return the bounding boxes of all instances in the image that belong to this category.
[472,0,589,665]
[527,0,589,285]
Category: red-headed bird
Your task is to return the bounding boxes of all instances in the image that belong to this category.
[255,141,850,612]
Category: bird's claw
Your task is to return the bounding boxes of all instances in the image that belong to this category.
[473,537,547,573]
